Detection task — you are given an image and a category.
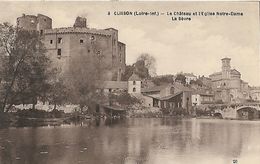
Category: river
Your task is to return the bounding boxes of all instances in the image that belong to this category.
[0,118,260,164]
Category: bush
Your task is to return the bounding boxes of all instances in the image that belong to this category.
[110,92,140,106]
[16,109,65,118]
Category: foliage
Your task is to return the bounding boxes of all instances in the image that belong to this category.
[109,92,140,107]
[16,109,65,118]
[0,23,52,112]
[152,75,174,86]
[64,51,109,109]
[175,74,186,85]
[134,60,149,79]
[136,53,157,77]
[47,78,69,110]
[122,65,134,81]
[190,79,203,87]
[122,53,156,81]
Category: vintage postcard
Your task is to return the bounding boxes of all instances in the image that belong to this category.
[0,1,259,164]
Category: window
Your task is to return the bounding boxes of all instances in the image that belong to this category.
[50,40,53,44]
[88,49,90,53]
[109,88,112,93]
[58,38,62,44]
[80,39,84,44]
[133,87,136,92]
[90,35,95,41]
[57,49,61,59]
[40,30,43,35]
[133,81,136,85]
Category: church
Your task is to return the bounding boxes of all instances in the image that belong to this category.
[209,58,250,103]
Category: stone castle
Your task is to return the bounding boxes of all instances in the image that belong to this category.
[17,14,126,81]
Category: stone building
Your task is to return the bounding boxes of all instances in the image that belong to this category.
[183,73,197,84]
[128,73,142,94]
[209,58,250,103]
[17,14,126,81]
[191,91,214,106]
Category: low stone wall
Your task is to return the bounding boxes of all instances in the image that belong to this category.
[127,107,163,118]
[13,104,80,113]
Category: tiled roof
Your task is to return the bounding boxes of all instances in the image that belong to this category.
[97,81,127,89]
[128,73,141,81]
[44,27,112,36]
[209,71,222,76]
[142,94,161,99]
[160,91,183,101]
[231,69,241,75]
[192,90,214,96]
[141,85,168,93]
[141,83,192,93]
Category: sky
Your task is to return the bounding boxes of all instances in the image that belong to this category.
[0,1,259,86]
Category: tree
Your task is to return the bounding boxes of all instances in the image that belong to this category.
[109,92,140,107]
[121,65,134,81]
[190,79,203,87]
[47,78,68,110]
[134,60,149,79]
[121,53,156,81]
[64,51,110,111]
[175,74,186,85]
[137,53,157,77]
[151,75,174,86]
[0,23,52,112]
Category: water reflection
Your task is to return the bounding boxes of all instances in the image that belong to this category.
[0,118,260,164]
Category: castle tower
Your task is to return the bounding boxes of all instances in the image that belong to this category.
[17,14,38,31]
[36,14,52,35]
[73,16,87,28]
[221,57,231,79]
[17,14,52,34]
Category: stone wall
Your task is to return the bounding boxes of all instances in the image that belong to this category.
[17,14,52,32]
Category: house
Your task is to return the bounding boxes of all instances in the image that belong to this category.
[140,82,192,111]
[97,81,127,94]
[191,91,214,106]
[183,73,197,84]
[128,73,142,94]
[141,94,160,108]
[159,91,192,114]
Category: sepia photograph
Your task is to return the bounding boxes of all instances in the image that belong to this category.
[0,1,260,164]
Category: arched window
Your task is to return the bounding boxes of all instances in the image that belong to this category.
[133,87,136,92]
[133,81,136,85]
